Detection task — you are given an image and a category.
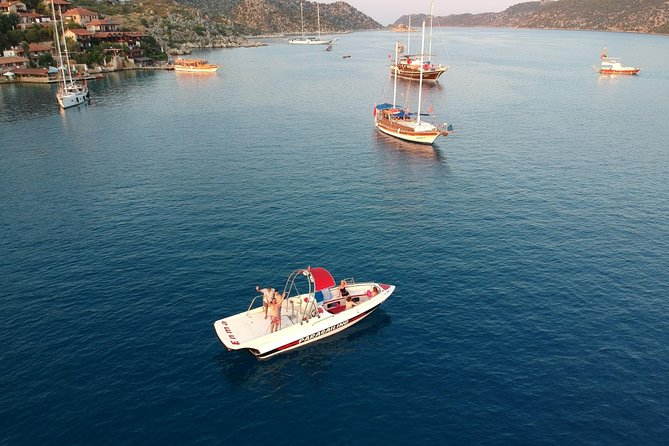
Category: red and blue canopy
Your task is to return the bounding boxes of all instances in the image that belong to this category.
[300,267,335,292]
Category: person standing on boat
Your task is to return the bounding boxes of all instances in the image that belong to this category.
[339,280,350,299]
[256,285,274,319]
[268,291,285,333]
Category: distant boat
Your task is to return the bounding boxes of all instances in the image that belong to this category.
[391,1,448,82]
[597,46,640,75]
[342,55,351,59]
[325,45,332,51]
[174,58,219,73]
[375,23,451,145]
[50,0,89,109]
[288,2,333,45]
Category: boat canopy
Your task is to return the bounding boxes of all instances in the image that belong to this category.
[300,267,335,292]
[377,103,411,118]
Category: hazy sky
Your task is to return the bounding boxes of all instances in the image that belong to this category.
[324,0,521,25]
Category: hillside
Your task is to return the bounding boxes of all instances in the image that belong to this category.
[174,0,382,34]
[394,0,669,35]
[73,0,381,51]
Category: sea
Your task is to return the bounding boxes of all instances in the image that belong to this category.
[1,28,668,444]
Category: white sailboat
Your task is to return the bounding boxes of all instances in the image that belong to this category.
[50,0,89,109]
[375,21,451,145]
[288,2,333,45]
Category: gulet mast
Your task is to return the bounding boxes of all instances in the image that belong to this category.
[417,21,426,125]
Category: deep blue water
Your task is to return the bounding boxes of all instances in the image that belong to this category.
[1,28,669,444]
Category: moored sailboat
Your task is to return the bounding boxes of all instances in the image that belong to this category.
[391,1,448,82]
[50,0,89,109]
[375,22,451,145]
[288,2,333,45]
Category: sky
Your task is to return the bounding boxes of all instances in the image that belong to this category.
[324,0,522,26]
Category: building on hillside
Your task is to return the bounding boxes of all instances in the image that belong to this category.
[63,7,98,26]
[0,1,27,14]
[41,0,71,15]
[3,42,53,64]
[86,18,119,32]
[17,12,51,29]
[64,28,95,48]
[0,55,29,70]
[7,67,55,82]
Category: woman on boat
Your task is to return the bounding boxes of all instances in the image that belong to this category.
[339,280,349,299]
[345,295,356,310]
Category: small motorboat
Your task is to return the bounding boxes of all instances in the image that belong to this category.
[213,267,395,359]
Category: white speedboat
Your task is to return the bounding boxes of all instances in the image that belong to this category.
[213,267,395,359]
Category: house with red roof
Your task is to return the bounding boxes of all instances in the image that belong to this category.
[85,17,119,32]
[0,55,29,70]
[63,7,98,26]
[17,11,51,29]
[0,1,27,14]
[2,42,53,64]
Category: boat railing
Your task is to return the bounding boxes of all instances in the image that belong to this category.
[245,295,263,317]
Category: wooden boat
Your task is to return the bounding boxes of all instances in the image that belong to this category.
[375,24,452,146]
[391,1,448,83]
[173,58,219,73]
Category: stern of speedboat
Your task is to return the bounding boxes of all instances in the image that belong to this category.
[214,308,269,351]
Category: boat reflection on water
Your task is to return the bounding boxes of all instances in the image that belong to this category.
[396,76,445,92]
[214,311,391,388]
[374,131,446,163]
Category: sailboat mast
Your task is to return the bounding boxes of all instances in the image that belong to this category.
[300,2,304,38]
[428,0,434,60]
[59,4,74,84]
[317,3,321,39]
[417,21,426,125]
[392,41,399,108]
[49,0,65,89]
[406,14,411,54]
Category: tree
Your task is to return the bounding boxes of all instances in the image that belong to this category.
[37,52,54,67]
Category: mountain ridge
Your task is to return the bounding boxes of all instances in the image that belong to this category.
[393,0,669,35]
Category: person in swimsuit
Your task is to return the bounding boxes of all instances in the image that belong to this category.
[339,280,349,299]
[268,290,285,333]
[256,285,274,319]
[345,295,356,310]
